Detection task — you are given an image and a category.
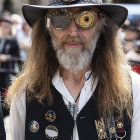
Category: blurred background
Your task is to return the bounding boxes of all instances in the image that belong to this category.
[0,0,140,140]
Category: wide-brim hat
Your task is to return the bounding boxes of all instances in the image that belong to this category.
[22,0,128,28]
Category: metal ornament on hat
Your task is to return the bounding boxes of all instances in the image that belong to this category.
[49,0,102,5]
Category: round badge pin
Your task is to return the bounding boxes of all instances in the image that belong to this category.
[45,125,58,140]
[28,120,39,133]
[109,127,116,134]
[117,122,124,129]
[45,110,56,122]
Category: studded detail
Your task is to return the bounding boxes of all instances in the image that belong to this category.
[49,0,102,5]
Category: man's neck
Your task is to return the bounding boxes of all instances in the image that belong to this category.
[61,66,91,100]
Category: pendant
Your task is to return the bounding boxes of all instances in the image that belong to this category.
[67,103,79,120]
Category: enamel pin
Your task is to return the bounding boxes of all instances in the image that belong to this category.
[95,118,107,139]
[116,119,125,133]
[45,125,58,140]
[28,120,39,133]
[45,110,56,122]
[116,119,126,139]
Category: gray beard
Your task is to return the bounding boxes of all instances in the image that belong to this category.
[51,32,100,73]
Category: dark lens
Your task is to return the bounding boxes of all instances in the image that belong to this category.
[84,16,89,22]
[51,15,71,29]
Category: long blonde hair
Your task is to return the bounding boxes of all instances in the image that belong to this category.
[92,17,132,120]
[6,15,132,120]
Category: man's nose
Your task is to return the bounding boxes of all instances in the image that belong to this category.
[68,19,79,36]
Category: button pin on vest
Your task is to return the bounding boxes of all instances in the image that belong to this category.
[45,110,56,123]
[45,125,58,140]
[28,120,40,133]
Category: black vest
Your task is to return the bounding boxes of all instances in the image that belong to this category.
[25,85,131,140]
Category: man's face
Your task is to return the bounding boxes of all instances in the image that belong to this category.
[0,21,11,36]
[49,7,101,73]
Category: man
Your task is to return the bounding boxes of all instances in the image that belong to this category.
[0,17,20,117]
[6,0,140,140]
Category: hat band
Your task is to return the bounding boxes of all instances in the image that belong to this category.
[49,0,102,6]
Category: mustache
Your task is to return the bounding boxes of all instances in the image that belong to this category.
[61,35,87,45]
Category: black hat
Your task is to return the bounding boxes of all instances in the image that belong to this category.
[22,0,128,28]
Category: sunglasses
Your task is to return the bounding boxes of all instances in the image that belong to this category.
[47,9,104,30]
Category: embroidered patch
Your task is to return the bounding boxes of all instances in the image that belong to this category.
[95,118,107,139]
[29,120,39,133]
[45,125,58,139]
[45,110,56,122]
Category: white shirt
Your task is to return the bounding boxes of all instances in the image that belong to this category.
[52,71,98,140]
[10,71,140,140]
